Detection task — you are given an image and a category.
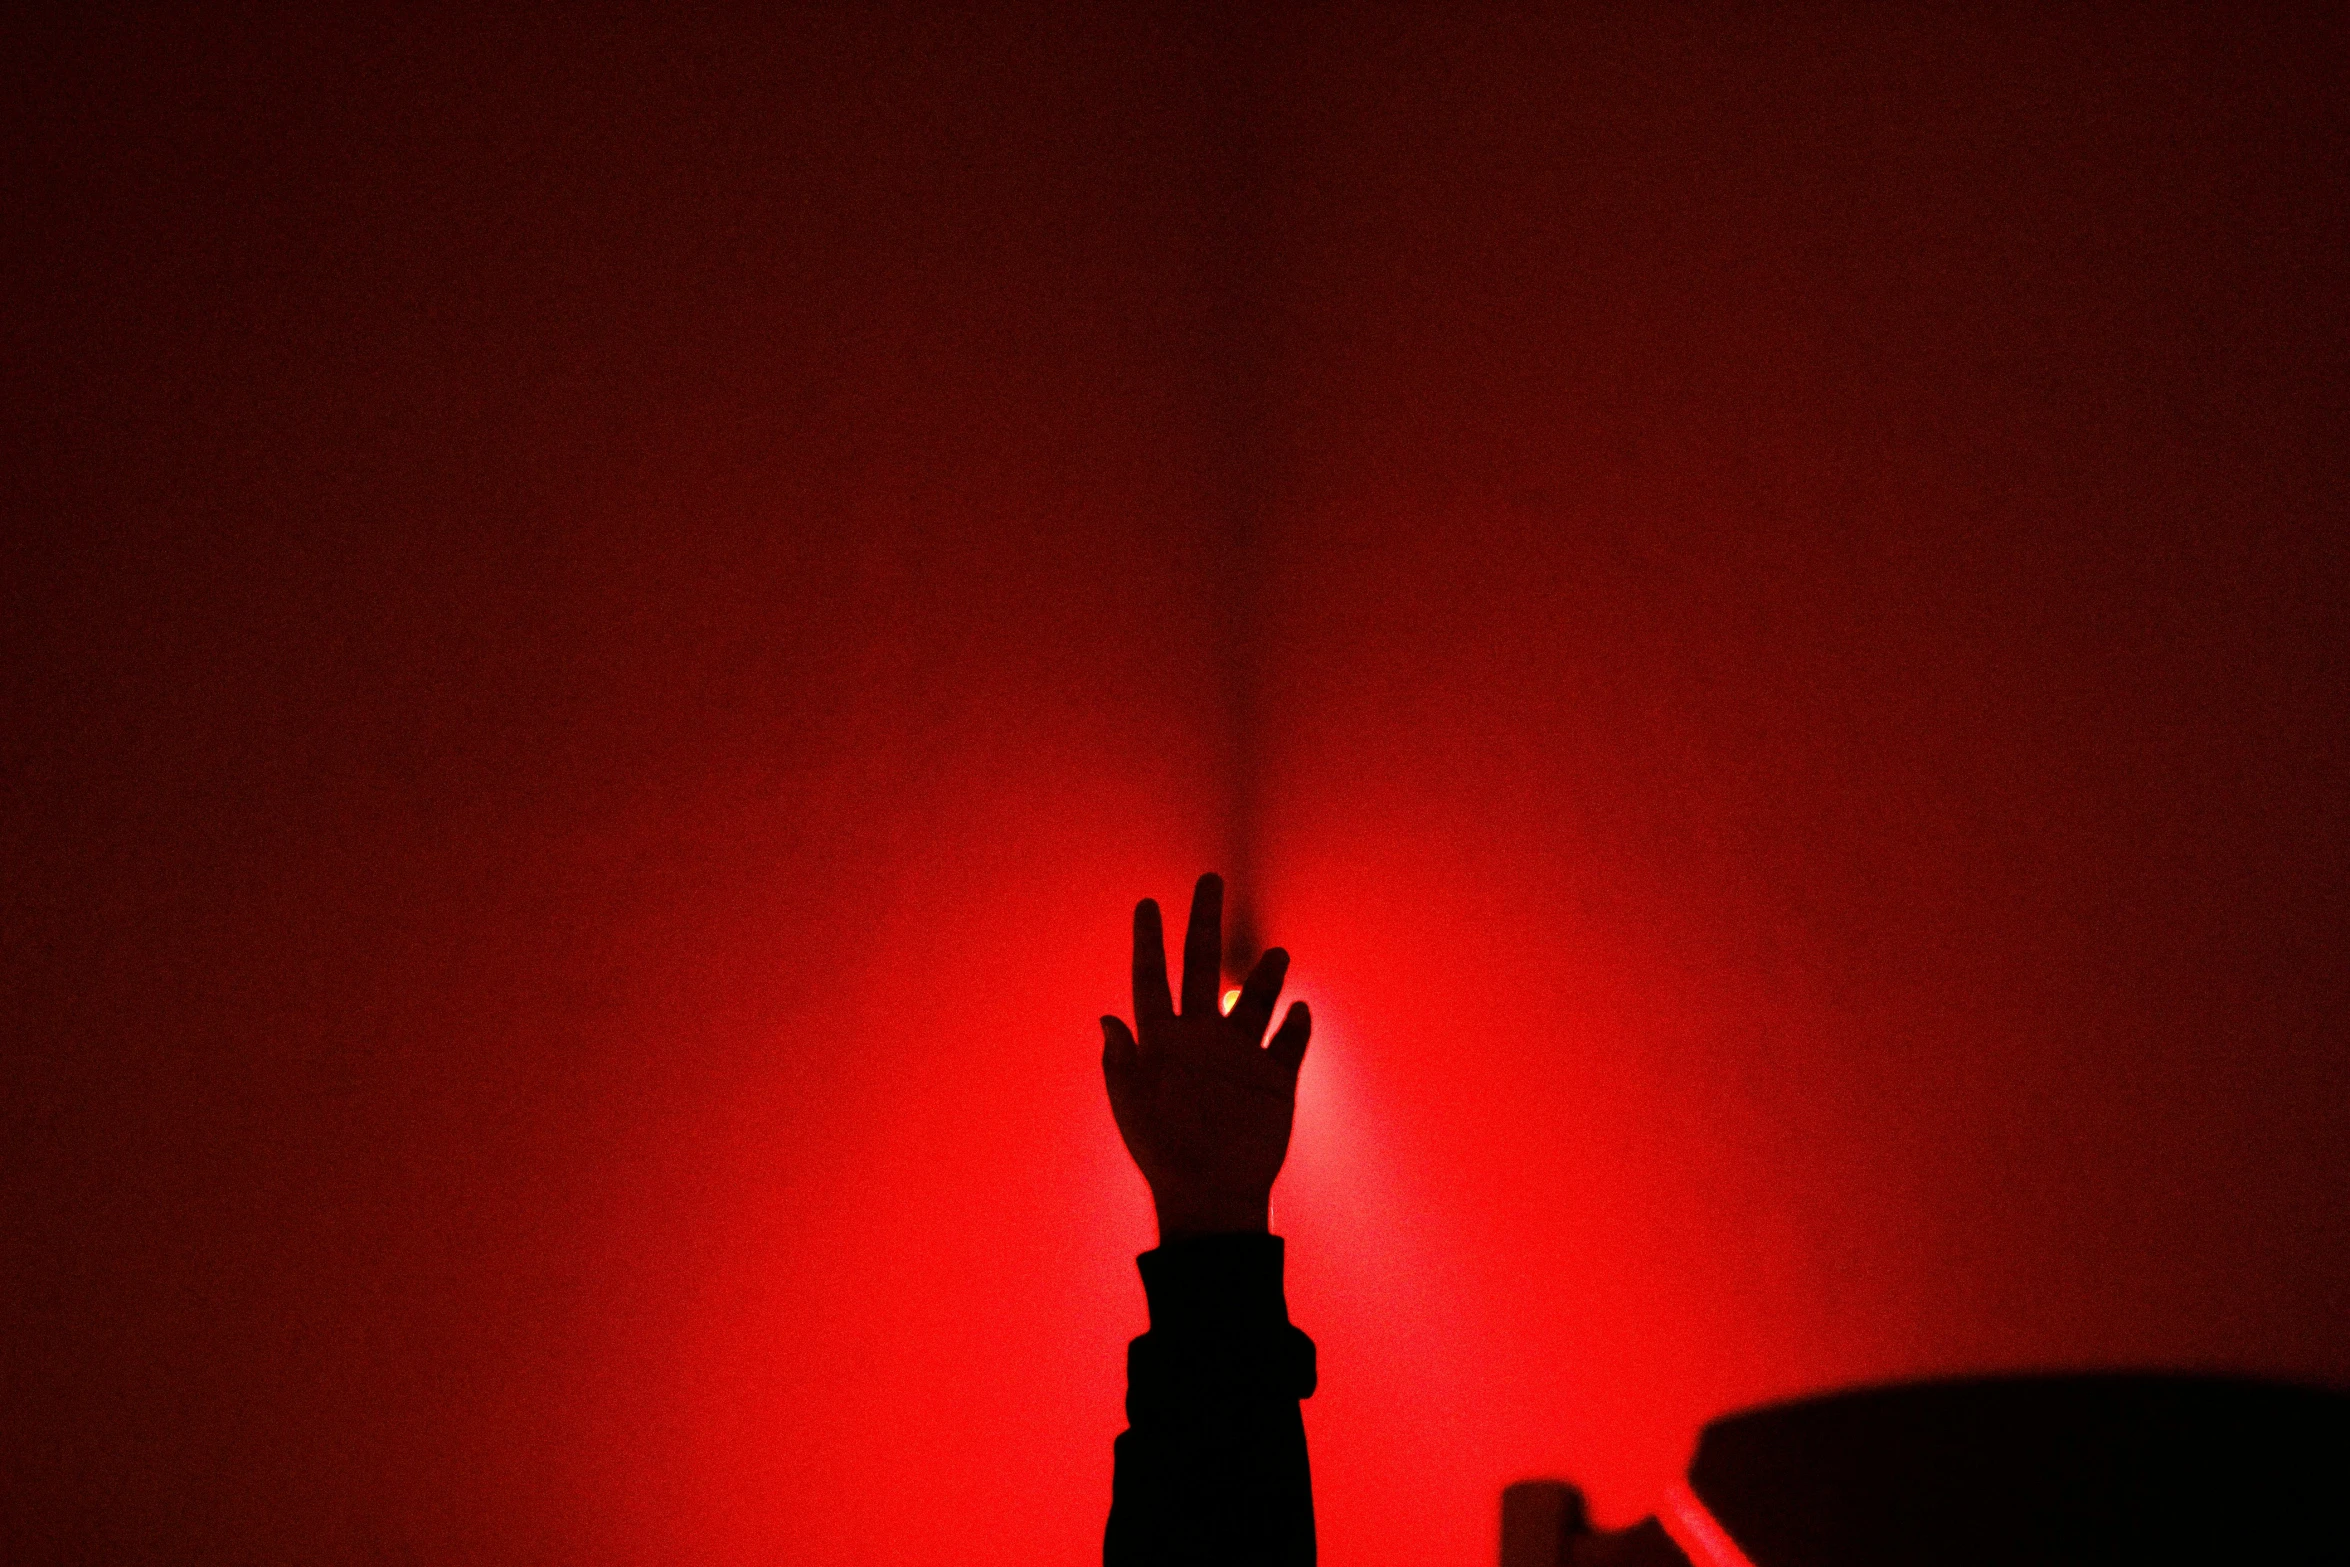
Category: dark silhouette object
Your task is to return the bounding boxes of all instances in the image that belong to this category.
[1688,1373,2347,1567]
[1505,1479,1681,1567]
[1519,1372,2350,1567]
[1102,875,1316,1566]
[1502,1480,1588,1566]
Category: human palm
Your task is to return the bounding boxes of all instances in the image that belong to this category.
[1102,874,1311,1239]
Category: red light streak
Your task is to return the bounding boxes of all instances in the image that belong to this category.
[1659,1480,1758,1567]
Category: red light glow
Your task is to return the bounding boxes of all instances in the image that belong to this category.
[1660,1481,1761,1567]
[7,11,2345,1567]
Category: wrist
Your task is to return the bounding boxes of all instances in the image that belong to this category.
[1152,1190,1271,1242]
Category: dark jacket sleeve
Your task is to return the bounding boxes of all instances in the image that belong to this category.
[1105,1232,1317,1566]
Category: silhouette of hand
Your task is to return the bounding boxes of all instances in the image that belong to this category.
[1102,873,1311,1241]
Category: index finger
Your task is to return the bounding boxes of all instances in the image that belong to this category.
[1133,898,1174,1028]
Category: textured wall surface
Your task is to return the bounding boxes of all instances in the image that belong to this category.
[6,8,2344,1566]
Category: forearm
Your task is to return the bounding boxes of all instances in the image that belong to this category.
[1105,1232,1317,1567]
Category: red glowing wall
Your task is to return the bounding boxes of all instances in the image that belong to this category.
[1246,15,2349,1563]
[6,9,2344,1567]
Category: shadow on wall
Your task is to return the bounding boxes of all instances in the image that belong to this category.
[1502,1373,2349,1567]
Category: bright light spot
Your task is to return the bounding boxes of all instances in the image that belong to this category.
[1221,987,1241,1014]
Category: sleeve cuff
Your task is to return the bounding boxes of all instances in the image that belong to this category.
[1136,1232,1293,1336]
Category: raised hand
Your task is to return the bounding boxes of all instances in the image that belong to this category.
[1102,873,1311,1241]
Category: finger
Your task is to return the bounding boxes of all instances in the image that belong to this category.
[1132,899,1174,1029]
[1267,1000,1311,1074]
[1101,1015,1139,1075]
[1227,946,1289,1047]
[1181,872,1223,1019]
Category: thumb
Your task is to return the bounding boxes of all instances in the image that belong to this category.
[1101,1015,1140,1074]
